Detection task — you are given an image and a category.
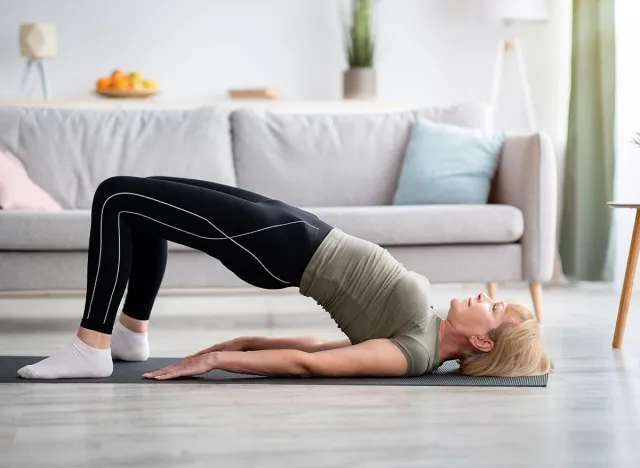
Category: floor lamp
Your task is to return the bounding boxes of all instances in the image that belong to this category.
[481,1,548,130]
[478,1,562,292]
[19,23,57,100]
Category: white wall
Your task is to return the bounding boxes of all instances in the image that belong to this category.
[613,0,640,288]
[0,0,572,138]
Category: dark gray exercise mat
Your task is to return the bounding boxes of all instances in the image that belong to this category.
[0,357,548,387]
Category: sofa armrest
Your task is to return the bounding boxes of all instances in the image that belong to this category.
[490,132,558,282]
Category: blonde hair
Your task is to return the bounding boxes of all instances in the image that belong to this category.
[458,302,553,377]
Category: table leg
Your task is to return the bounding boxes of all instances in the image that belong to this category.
[613,209,640,348]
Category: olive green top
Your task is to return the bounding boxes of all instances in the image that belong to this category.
[299,228,441,376]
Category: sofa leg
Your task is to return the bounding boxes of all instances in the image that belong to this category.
[487,282,497,299]
[529,282,543,323]
[552,252,562,286]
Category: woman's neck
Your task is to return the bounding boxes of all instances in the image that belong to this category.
[438,320,470,363]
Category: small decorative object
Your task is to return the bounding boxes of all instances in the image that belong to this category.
[228,88,280,100]
[19,23,57,99]
[342,0,376,100]
[95,68,159,98]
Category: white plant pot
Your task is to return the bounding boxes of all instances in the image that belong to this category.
[343,68,376,99]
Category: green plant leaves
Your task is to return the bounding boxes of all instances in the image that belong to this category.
[345,0,375,68]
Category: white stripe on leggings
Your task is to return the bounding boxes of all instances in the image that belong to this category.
[102,211,320,324]
[85,191,320,322]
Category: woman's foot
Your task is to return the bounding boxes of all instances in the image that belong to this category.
[17,336,113,379]
[110,319,149,362]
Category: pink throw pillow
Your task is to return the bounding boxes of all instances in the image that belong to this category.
[0,149,64,211]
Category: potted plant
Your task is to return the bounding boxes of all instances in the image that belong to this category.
[343,0,376,99]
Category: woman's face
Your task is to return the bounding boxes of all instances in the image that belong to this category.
[447,292,520,350]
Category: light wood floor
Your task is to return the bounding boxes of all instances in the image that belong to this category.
[1,283,640,468]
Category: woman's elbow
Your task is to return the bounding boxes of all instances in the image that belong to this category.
[290,352,315,377]
[295,353,338,377]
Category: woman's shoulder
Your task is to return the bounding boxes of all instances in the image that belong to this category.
[388,318,441,376]
[386,272,440,376]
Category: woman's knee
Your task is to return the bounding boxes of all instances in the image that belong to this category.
[93,176,137,206]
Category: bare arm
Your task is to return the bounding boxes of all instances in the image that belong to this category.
[187,336,351,358]
[245,336,352,353]
[217,339,408,377]
[145,339,409,380]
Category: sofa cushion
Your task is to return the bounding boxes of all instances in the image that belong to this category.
[231,103,491,207]
[307,205,523,245]
[0,149,63,211]
[0,205,523,251]
[232,110,413,207]
[393,119,506,205]
[0,106,236,210]
[415,102,492,133]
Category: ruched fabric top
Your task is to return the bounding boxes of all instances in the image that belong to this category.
[299,228,441,376]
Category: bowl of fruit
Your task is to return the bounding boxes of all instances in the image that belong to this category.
[95,69,159,98]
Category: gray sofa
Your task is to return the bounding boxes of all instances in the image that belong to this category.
[0,103,557,314]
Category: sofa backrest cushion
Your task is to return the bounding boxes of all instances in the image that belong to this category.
[231,103,491,207]
[0,106,236,209]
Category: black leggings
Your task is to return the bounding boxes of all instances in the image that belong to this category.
[80,176,333,334]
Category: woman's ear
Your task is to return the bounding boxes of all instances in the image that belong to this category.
[469,335,494,353]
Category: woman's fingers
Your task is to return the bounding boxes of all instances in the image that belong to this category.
[184,337,250,358]
[142,367,170,378]
[186,342,228,358]
[153,369,183,380]
[143,355,215,380]
[143,367,181,379]
[186,349,206,359]
[186,345,216,359]
[143,365,173,377]
[143,361,186,378]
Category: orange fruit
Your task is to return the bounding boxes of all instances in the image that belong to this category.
[96,77,112,89]
[111,69,125,80]
[111,76,130,90]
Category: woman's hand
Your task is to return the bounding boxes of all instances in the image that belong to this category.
[143,353,218,380]
[186,337,251,358]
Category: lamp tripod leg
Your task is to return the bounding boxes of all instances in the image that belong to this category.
[513,37,537,131]
[19,59,35,97]
[36,59,50,99]
[490,39,507,124]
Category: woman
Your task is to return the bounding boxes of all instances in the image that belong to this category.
[18,176,552,380]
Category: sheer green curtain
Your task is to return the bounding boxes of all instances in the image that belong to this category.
[559,0,616,281]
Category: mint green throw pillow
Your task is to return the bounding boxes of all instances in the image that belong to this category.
[393,118,506,205]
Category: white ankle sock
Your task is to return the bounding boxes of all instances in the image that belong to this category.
[110,320,149,362]
[17,337,113,379]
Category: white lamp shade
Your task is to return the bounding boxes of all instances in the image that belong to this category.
[475,0,548,22]
[19,23,57,58]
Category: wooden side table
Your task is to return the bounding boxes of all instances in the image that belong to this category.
[608,202,640,348]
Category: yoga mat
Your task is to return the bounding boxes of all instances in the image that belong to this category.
[0,357,548,387]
